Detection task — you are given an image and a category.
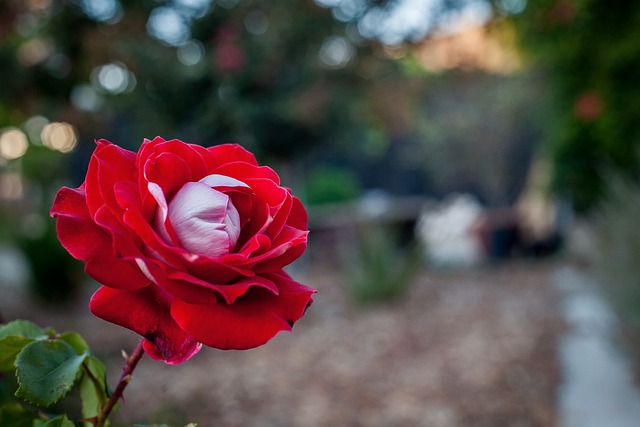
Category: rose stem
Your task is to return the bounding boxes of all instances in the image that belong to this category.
[96,339,146,427]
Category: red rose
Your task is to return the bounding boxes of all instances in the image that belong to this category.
[51,137,315,364]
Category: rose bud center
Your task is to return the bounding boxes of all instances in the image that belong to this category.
[154,179,242,258]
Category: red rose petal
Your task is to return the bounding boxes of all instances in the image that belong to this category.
[158,272,278,305]
[287,196,308,230]
[244,177,288,211]
[264,191,293,239]
[114,181,186,267]
[214,162,280,185]
[207,143,258,167]
[90,286,202,364]
[85,140,136,218]
[144,151,192,200]
[253,240,307,274]
[242,225,308,267]
[50,187,149,290]
[170,271,315,350]
[151,139,209,179]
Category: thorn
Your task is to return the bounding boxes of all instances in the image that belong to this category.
[121,349,128,361]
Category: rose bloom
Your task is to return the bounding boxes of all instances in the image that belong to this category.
[51,137,316,364]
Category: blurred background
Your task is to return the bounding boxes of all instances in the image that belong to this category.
[1,0,640,426]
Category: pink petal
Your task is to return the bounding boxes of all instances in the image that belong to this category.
[90,286,202,364]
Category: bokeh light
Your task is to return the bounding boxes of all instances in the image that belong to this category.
[71,84,105,111]
[319,36,355,69]
[90,62,136,94]
[79,0,123,23]
[23,116,49,144]
[0,129,29,160]
[0,172,23,201]
[498,0,527,15]
[244,10,269,35]
[17,38,54,67]
[41,122,77,153]
[177,40,205,66]
[174,0,213,19]
[147,7,191,46]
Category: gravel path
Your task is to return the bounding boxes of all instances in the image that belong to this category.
[0,261,563,427]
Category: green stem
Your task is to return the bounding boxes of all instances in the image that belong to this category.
[95,339,145,427]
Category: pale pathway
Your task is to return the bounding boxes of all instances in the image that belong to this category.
[555,266,640,427]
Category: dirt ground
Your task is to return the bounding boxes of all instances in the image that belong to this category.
[0,260,564,427]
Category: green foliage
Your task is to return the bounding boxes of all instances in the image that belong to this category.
[0,402,36,427]
[305,166,361,206]
[0,320,109,426]
[78,356,109,426]
[15,339,87,406]
[0,336,37,372]
[342,223,422,304]
[506,1,640,211]
[18,214,82,303]
[36,414,75,427]
[0,320,52,340]
[0,320,53,372]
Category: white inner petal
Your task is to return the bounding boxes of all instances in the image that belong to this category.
[149,182,172,245]
[165,181,241,257]
[199,173,249,189]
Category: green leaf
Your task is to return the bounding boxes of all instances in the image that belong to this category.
[0,321,50,340]
[83,356,108,395]
[0,336,34,372]
[14,340,86,407]
[40,414,75,427]
[0,402,39,427]
[79,356,109,426]
[58,332,89,356]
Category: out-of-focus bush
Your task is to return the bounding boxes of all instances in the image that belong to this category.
[305,166,361,206]
[18,219,82,303]
[0,141,82,302]
[506,0,640,212]
[342,222,422,305]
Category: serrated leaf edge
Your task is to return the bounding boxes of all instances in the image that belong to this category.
[14,340,87,407]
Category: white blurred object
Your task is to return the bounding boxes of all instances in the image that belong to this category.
[358,189,392,219]
[416,193,483,267]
